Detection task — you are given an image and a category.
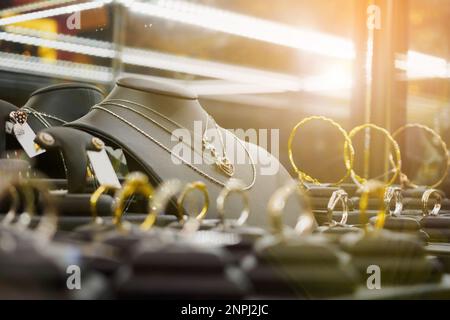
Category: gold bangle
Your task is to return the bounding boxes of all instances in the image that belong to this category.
[113,172,154,229]
[0,175,35,230]
[216,179,250,227]
[288,116,354,186]
[90,184,118,224]
[392,124,449,189]
[384,186,403,217]
[358,180,387,232]
[345,123,401,187]
[176,181,209,224]
[326,189,349,226]
[140,179,183,231]
[421,189,442,216]
[267,180,315,237]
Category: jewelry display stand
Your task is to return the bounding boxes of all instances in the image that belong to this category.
[68,78,298,227]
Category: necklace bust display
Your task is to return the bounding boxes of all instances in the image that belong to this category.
[68,77,300,227]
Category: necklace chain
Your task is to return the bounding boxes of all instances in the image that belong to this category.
[91,104,256,190]
[106,99,234,176]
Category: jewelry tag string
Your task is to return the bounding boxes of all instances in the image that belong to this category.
[358,180,387,234]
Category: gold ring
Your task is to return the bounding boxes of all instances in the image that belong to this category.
[358,180,387,231]
[176,181,209,224]
[216,179,250,227]
[113,172,154,229]
[392,124,449,189]
[267,180,315,237]
[27,179,58,242]
[14,179,37,231]
[345,123,401,187]
[140,179,183,231]
[288,116,354,186]
[421,189,442,216]
[90,184,118,224]
[326,189,349,226]
[0,174,58,241]
[0,185,20,227]
[384,186,403,217]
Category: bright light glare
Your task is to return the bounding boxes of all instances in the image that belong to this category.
[0,1,111,26]
[131,0,356,60]
[397,51,450,79]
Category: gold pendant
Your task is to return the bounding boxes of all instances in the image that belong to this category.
[217,158,235,177]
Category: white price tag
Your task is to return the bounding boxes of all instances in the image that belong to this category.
[6,121,46,158]
[87,149,121,188]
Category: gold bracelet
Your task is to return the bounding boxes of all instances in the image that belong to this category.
[392,124,449,189]
[421,189,443,216]
[345,123,401,187]
[288,116,354,186]
[326,189,349,226]
[358,180,387,232]
[176,181,209,224]
[216,179,250,227]
[384,186,403,217]
[90,184,118,224]
[113,172,154,229]
[267,180,315,237]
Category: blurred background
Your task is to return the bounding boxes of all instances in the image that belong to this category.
[0,0,449,189]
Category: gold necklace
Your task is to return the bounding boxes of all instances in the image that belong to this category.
[106,99,234,177]
[90,105,256,190]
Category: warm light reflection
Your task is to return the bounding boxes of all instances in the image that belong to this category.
[397,51,450,79]
[131,0,356,60]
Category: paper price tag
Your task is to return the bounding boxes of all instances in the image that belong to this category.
[6,121,46,158]
[87,149,121,188]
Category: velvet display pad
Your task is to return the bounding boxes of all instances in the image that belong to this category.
[0,232,109,299]
[426,243,450,274]
[368,216,430,242]
[67,78,298,228]
[116,243,248,299]
[310,196,355,210]
[402,187,446,198]
[370,215,421,231]
[351,197,450,210]
[351,274,450,299]
[316,226,363,245]
[331,210,380,225]
[0,193,113,217]
[243,236,358,298]
[418,216,450,242]
[421,215,450,228]
[340,231,442,285]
